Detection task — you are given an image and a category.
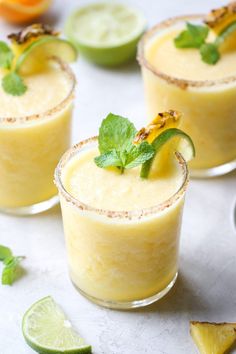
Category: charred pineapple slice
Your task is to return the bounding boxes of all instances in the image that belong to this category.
[204,2,236,35]
[135,111,195,178]
[190,321,236,354]
[6,24,77,75]
[134,109,181,144]
[8,23,58,60]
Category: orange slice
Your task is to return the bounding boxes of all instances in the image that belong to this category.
[0,0,52,24]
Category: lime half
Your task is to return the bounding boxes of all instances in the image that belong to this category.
[141,128,195,178]
[15,36,77,75]
[65,2,146,66]
[22,296,92,354]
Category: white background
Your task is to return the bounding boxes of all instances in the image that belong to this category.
[0,0,236,353]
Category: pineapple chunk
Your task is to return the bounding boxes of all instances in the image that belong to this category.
[7,24,58,66]
[204,2,236,34]
[133,110,181,144]
[190,321,236,354]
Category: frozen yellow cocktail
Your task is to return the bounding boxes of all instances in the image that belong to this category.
[138,14,236,177]
[0,24,77,214]
[0,61,75,213]
[55,113,191,309]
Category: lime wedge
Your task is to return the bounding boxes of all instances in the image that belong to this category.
[215,21,236,46]
[22,296,92,354]
[15,36,77,75]
[65,3,146,66]
[140,128,195,178]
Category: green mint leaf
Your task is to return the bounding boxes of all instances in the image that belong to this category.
[200,43,220,65]
[125,142,155,169]
[0,245,12,261]
[174,22,209,49]
[0,41,13,69]
[98,113,137,154]
[2,256,24,285]
[94,150,123,168]
[95,114,155,172]
[2,72,27,96]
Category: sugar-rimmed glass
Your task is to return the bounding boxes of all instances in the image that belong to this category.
[0,59,76,215]
[137,15,236,178]
[55,137,189,309]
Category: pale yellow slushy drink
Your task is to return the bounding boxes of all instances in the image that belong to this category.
[0,60,75,214]
[55,137,189,309]
[138,16,236,176]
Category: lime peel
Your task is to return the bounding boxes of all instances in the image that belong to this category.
[22,296,92,354]
[65,3,146,66]
[140,128,195,178]
[15,36,77,74]
[215,20,236,46]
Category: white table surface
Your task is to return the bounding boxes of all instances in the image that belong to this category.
[0,0,236,353]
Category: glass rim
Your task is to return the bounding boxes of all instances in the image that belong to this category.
[137,14,236,89]
[54,136,189,220]
[0,58,76,125]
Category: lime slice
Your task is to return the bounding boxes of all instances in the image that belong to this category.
[215,21,236,46]
[22,296,92,354]
[140,128,195,178]
[65,3,146,66]
[15,36,77,75]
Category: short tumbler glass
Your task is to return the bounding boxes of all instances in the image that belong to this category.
[0,60,76,215]
[55,137,189,310]
[138,15,236,178]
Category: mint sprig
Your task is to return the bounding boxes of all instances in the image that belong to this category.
[95,113,155,173]
[0,40,27,96]
[174,22,220,65]
[0,245,25,285]
[174,23,209,49]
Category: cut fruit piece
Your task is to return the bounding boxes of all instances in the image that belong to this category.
[65,2,146,66]
[190,321,236,354]
[215,21,236,48]
[140,128,195,178]
[0,0,52,24]
[15,36,77,75]
[8,23,59,63]
[134,110,181,145]
[22,296,92,354]
[204,2,236,34]
[8,23,59,46]
[203,3,236,57]
[135,110,194,178]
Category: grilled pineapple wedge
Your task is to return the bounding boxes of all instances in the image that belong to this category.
[190,321,236,354]
[8,24,59,62]
[133,111,195,178]
[204,2,236,35]
[134,109,181,145]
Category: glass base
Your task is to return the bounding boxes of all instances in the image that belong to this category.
[71,272,178,310]
[190,159,236,178]
[0,195,59,216]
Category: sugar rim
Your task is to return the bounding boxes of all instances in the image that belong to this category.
[137,14,236,89]
[54,136,189,220]
[0,58,76,124]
